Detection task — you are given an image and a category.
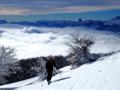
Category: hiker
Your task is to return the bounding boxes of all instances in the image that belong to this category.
[45,55,58,85]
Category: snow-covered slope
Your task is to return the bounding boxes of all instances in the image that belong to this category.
[0,52,120,90]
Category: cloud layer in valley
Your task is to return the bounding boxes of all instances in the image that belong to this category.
[0,25,120,59]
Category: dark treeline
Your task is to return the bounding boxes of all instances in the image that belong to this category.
[0,55,70,85]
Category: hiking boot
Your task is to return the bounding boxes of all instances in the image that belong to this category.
[48,80,51,85]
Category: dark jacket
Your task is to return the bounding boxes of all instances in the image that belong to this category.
[45,58,57,71]
[45,58,58,82]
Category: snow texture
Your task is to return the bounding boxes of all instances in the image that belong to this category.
[0,52,120,90]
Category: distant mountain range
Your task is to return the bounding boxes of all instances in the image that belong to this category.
[0,16,120,33]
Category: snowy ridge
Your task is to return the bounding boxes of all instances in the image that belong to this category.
[0,52,120,90]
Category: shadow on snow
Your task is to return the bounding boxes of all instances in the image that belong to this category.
[52,77,71,83]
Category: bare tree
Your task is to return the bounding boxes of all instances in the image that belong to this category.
[0,46,16,64]
[0,46,17,85]
[67,33,94,69]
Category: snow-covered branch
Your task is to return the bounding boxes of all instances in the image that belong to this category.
[67,33,95,68]
[0,46,16,64]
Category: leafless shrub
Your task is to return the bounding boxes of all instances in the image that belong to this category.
[67,33,95,69]
[0,46,16,64]
[0,46,17,85]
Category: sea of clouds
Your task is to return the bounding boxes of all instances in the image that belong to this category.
[0,24,120,59]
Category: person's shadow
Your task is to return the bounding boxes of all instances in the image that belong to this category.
[52,77,71,83]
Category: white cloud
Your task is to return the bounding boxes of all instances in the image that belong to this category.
[23,5,120,15]
[0,0,120,15]
[0,8,30,15]
[0,5,119,15]
[0,25,120,59]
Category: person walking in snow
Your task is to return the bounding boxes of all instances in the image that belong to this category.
[45,55,58,85]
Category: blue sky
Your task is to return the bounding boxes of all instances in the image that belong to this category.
[0,9,119,21]
[0,0,120,15]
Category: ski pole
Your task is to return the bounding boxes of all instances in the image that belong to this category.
[57,70,62,78]
[41,80,44,86]
[59,73,62,79]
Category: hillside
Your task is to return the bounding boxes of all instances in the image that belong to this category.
[0,52,120,90]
